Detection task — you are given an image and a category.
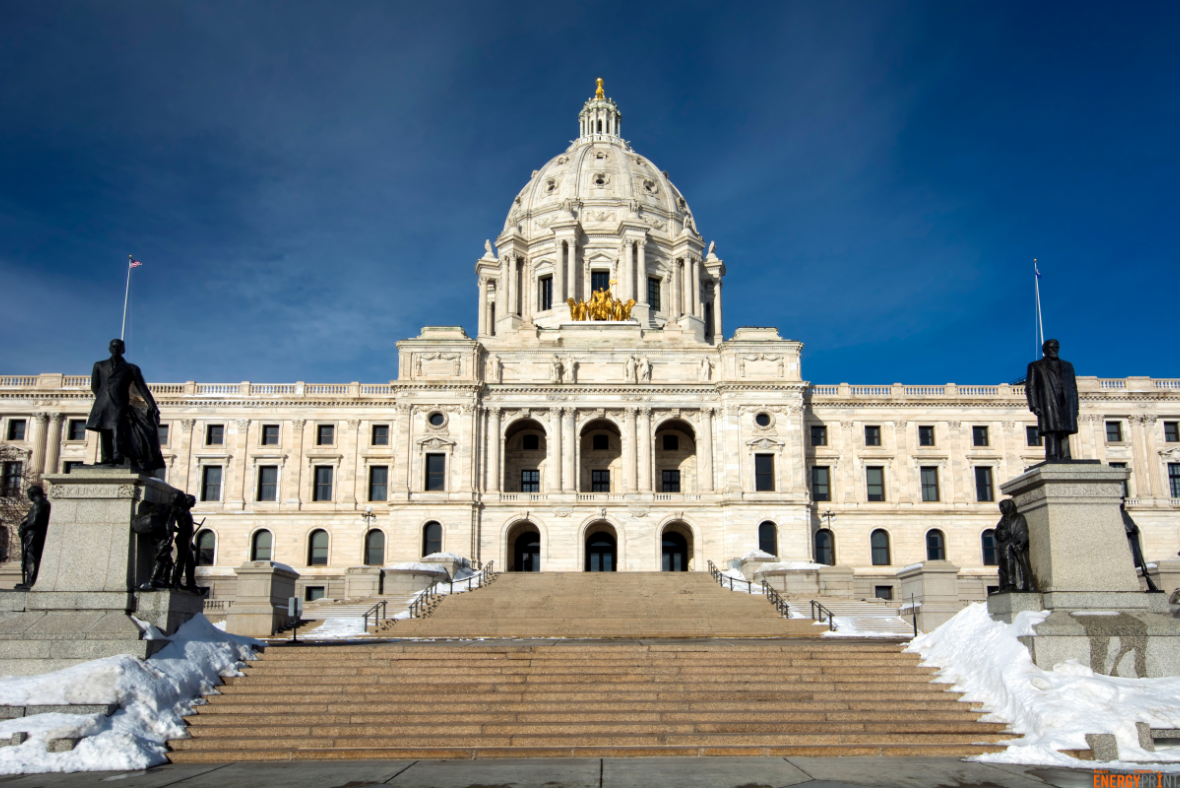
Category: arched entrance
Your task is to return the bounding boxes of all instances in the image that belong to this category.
[662,532,688,571]
[507,522,541,572]
[579,419,622,493]
[654,419,696,493]
[585,526,617,572]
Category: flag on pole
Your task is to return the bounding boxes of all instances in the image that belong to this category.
[129,258,142,268]
[1035,262,1041,279]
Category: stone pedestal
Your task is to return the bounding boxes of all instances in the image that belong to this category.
[0,468,204,676]
[898,561,963,632]
[382,564,448,595]
[986,462,1180,678]
[819,566,855,597]
[1147,560,1180,600]
[224,561,298,638]
[420,555,460,580]
[344,566,383,598]
[739,555,776,582]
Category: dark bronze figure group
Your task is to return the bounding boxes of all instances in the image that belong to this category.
[1122,499,1161,593]
[994,499,1036,593]
[132,492,202,592]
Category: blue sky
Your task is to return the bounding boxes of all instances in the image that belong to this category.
[2,1,1176,385]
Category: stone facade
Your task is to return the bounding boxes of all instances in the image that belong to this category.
[2,84,1178,605]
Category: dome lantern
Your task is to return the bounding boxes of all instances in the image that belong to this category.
[578,78,622,140]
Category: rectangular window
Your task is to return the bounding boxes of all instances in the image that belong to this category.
[262,424,280,445]
[313,466,333,501]
[205,424,224,445]
[662,469,680,493]
[864,426,881,446]
[368,466,388,501]
[975,466,995,502]
[704,302,713,339]
[1165,422,1179,443]
[918,425,935,446]
[521,469,540,493]
[591,270,610,293]
[156,423,169,445]
[811,466,830,501]
[67,419,87,441]
[1106,421,1123,443]
[6,419,26,441]
[866,466,885,502]
[1,462,23,497]
[1109,462,1130,498]
[539,276,553,311]
[648,277,661,311]
[754,454,775,492]
[257,466,278,502]
[874,586,894,601]
[810,425,827,446]
[591,469,610,492]
[1026,426,1042,446]
[425,454,446,491]
[201,466,222,501]
[920,466,940,502]
[972,426,989,447]
[1169,463,1180,498]
[371,425,389,445]
[304,586,326,602]
[316,424,334,446]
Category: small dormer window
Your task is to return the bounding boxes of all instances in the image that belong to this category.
[594,174,606,186]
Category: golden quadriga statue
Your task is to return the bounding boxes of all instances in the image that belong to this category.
[567,289,636,321]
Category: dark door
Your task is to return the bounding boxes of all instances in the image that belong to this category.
[662,532,688,572]
[585,532,616,572]
[513,531,540,572]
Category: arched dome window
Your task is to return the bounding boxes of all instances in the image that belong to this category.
[981,529,997,566]
[422,522,442,557]
[926,529,946,561]
[814,529,835,566]
[758,522,777,557]
[251,530,272,562]
[307,530,329,566]
[195,530,216,566]
[365,530,385,566]
[871,529,891,566]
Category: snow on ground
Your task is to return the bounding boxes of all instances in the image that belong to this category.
[822,615,912,638]
[384,562,448,574]
[0,614,260,775]
[907,603,1180,768]
[305,617,368,639]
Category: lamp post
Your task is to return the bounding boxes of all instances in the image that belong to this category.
[361,506,376,529]
[821,509,836,530]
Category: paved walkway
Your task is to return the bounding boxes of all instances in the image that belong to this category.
[0,757,1123,787]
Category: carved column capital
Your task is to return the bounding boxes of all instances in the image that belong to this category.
[33,413,50,424]
[291,419,306,428]
[48,413,65,424]
[181,419,195,430]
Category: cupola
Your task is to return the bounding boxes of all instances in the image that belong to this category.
[577,78,622,139]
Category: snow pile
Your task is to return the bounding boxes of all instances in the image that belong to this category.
[718,566,755,585]
[421,552,465,563]
[754,561,827,573]
[306,617,368,639]
[384,562,449,574]
[0,614,260,774]
[822,615,913,638]
[908,603,1180,766]
[740,549,777,562]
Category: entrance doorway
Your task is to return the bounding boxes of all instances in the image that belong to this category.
[662,531,688,571]
[585,531,617,572]
[511,529,540,572]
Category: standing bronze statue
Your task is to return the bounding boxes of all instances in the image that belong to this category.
[15,486,50,590]
[1025,339,1078,461]
[995,499,1036,593]
[171,494,200,591]
[86,339,165,474]
[1121,499,1161,592]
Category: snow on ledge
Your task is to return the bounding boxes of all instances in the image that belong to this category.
[384,562,449,574]
[740,549,777,562]
[754,561,827,573]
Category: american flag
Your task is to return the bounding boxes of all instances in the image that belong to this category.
[129,258,142,268]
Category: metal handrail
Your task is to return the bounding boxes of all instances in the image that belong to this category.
[810,600,838,631]
[706,559,757,594]
[761,581,790,618]
[408,560,497,620]
[362,600,387,630]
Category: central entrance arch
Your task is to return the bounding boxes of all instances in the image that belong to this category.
[584,524,617,572]
[662,532,688,571]
[506,522,541,572]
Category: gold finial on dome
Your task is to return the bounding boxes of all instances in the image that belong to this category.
[595,77,604,99]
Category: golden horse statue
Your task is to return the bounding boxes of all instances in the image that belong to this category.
[568,289,635,321]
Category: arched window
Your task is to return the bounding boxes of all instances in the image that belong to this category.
[926,529,946,561]
[870,529,891,566]
[364,530,385,566]
[981,529,997,566]
[307,529,329,566]
[814,529,835,566]
[251,530,272,562]
[422,521,442,557]
[195,530,216,566]
[758,522,777,556]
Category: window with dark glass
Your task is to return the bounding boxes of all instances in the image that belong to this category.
[156,423,169,445]
[201,466,222,501]
[365,530,385,566]
[591,469,610,492]
[305,586,325,601]
[368,466,388,501]
[313,466,333,501]
[926,529,946,561]
[754,413,771,427]
[262,424,280,445]
[814,529,834,565]
[428,412,445,427]
[425,454,445,491]
[661,469,680,493]
[866,466,885,501]
[257,466,278,501]
[539,276,553,311]
[704,302,713,338]
[871,529,891,565]
[810,425,827,446]
[918,425,935,446]
[592,434,609,451]
[920,466,939,502]
[754,454,774,491]
[975,466,994,502]
[521,469,540,492]
[205,424,223,445]
[864,425,881,446]
[67,419,87,441]
[758,521,777,556]
[251,530,272,561]
[591,270,610,293]
[663,434,678,450]
[1026,426,1042,446]
[422,522,442,556]
[1109,462,1129,497]
[316,424,334,445]
[522,434,539,451]
[196,530,216,565]
[371,424,389,445]
[6,419,26,441]
[648,277,661,310]
[982,529,998,566]
[63,461,84,474]
[1,462,23,497]
[811,466,830,501]
[1166,422,1179,443]
[1170,464,1180,498]
[875,586,894,600]
[972,426,989,447]
[1106,421,1123,443]
[307,530,329,566]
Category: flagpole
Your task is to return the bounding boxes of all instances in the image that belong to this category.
[121,255,133,341]
[1033,259,1044,357]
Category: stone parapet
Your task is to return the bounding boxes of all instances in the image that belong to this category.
[225,561,298,638]
[898,561,963,632]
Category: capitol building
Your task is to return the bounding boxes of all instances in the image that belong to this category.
[3,82,1179,606]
